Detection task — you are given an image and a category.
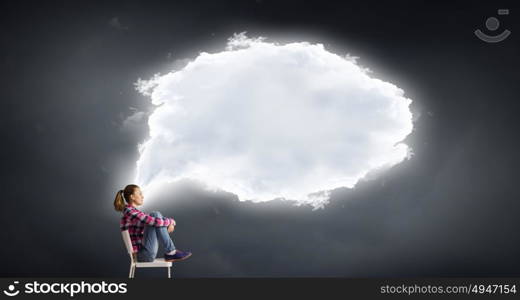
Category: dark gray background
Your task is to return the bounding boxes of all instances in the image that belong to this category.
[1,0,519,277]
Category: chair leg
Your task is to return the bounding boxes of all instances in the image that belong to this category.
[131,266,136,278]
[129,265,133,278]
[168,266,171,278]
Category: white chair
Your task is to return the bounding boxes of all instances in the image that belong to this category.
[121,230,173,278]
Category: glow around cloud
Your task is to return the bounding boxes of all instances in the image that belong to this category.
[133,33,414,209]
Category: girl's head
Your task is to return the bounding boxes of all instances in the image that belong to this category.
[113,184,145,212]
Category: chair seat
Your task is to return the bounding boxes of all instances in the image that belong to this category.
[135,258,172,268]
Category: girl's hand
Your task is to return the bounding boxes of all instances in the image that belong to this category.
[167,223,175,233]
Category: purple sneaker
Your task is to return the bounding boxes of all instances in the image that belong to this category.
[164,249,192,262]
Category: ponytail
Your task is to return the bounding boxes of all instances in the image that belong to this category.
[114,184,140,212]
[113,190,126,212]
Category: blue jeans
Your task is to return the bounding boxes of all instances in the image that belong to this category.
[136,211,176,262]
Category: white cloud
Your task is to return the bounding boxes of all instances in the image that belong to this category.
[133,32,414,209]
[108,17,128,30]
[120,107,147,132]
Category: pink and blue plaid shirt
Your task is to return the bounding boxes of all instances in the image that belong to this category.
[120,204,176,253]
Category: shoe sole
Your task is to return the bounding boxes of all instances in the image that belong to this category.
[164,253,193,262]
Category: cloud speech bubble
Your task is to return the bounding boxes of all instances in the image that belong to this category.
[133,33,414,209]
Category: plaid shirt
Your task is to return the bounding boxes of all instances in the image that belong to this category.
[120,204,176,253]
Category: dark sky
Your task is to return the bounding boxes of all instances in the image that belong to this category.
[1,0,519,277]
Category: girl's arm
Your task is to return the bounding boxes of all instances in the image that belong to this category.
[125,207,175,227]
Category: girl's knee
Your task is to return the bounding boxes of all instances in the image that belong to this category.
[150,211,163,217]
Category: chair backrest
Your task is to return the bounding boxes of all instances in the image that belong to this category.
[121,230,136,262]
